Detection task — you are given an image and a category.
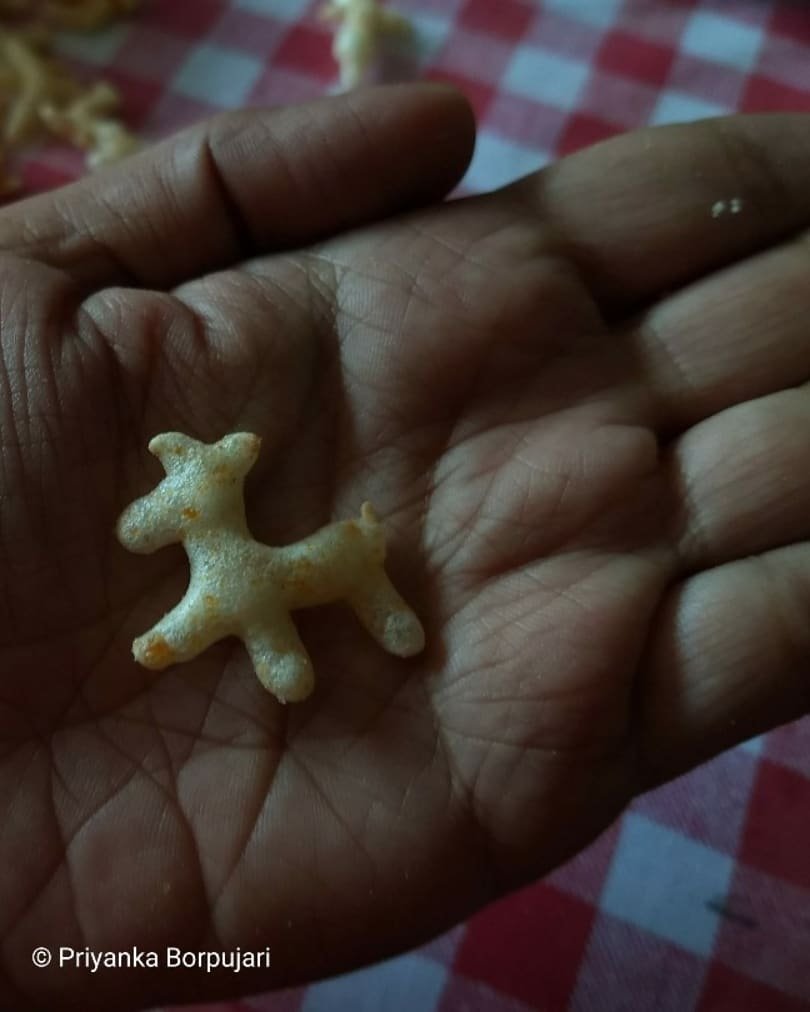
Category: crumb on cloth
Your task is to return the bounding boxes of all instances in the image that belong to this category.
[0,0,139,193]
[321,0,412,91]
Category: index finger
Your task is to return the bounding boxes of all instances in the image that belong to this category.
[0,83,475,291]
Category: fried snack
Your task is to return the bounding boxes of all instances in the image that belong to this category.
[0,0,135,27]
[0,1,138,192]
[39,79,137,166]
[43,0,138,31]
[321,0,411,90]
[117,433,425,703]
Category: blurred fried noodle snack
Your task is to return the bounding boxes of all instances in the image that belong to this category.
[0,0,138,192]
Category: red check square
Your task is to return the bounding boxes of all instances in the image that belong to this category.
[738,758,810,890]
[743,72,810,112]
[453,882,595,1010]
[699,962,810,1012]
[273,23,333,81]
[596,28,676,87]
[769,5,810,45]
[557,111,621,156]
[146,0,228,38]
[459,0,533,43]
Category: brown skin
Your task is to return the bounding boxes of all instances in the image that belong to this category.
[0,84,809,1010]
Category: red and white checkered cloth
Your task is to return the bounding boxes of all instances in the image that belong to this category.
[20,1,810,1009]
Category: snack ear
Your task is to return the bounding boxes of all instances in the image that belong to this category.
[218,433,262,475]
[148,432,194,460]
[145,431,197,469]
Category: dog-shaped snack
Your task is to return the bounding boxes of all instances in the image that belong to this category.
[117,433,425,702]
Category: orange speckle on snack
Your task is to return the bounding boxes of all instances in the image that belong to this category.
[211,463,234,484]
[181,507,199,520]
[142,637,174,667]
[289,557,317,593]
[203,594,218,611]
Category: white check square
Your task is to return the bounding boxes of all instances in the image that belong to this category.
[600,813,734,956]
[504,46,590,109]
[174,43,263,106]
[681,12,763,71]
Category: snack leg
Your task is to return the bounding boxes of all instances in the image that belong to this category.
[244,614,315,703]
[133,593,228,670]
[348,572,425,657]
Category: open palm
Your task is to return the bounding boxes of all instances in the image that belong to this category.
[2,87,809,1011]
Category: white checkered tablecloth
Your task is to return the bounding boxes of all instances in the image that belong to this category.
[12,2,809,1010]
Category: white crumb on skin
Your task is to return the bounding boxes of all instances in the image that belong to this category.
[117,433,425,704]
[711,197,743,218]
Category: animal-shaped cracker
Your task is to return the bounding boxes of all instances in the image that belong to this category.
[117,433,425,703]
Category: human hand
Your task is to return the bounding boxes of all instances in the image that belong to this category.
[1,86,808,1009]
